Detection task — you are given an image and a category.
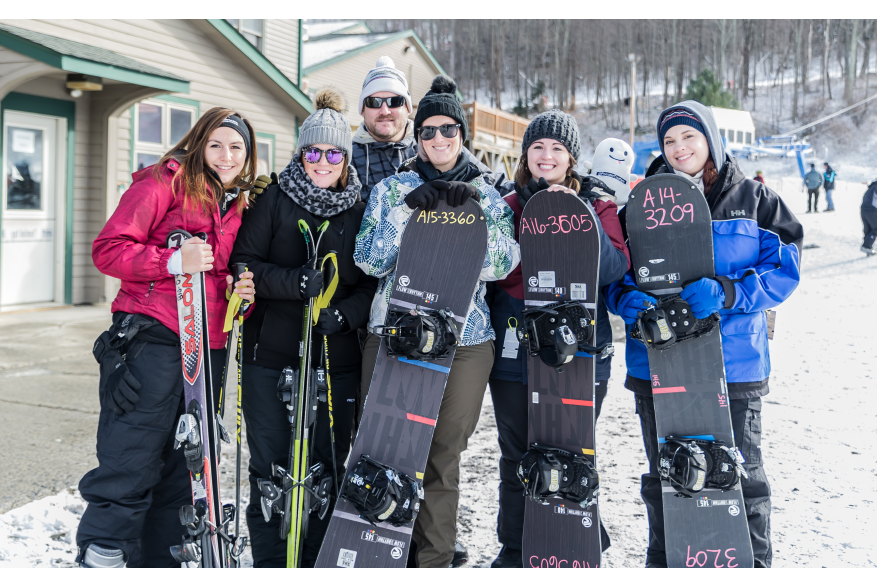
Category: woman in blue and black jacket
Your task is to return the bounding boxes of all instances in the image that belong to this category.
[605,100,803,568]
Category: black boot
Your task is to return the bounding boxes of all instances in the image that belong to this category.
[490,546,523,568]
[450,541,468,568]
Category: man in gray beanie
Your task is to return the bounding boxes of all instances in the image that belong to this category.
[352,57,505,203]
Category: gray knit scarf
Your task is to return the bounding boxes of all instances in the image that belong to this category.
[278,154,361,217]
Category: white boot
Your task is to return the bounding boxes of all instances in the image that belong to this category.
[80,543,125,568]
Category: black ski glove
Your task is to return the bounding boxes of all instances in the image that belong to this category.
[516,176,550,209]
[251,172,278,196]
[577,175,615,204]
[298,263,323,300]
[104,361,142,416]
[404,180,451,211]
[445,181,480,207]
[313,306,347,335]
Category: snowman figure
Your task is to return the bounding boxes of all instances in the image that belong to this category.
[583,138,635,205]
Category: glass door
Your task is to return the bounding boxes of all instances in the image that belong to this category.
[1,111,61,306]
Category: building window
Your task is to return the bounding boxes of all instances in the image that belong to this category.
[719,128,726,139]
[736,130,744,144]
[134,100,197,171]
[256,137,274,177]
[745,132,752,144]
[226,19,264,52]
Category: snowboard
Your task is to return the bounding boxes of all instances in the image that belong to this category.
[626,175,754,568]
[519,190,602,568]
[315,198,488,568]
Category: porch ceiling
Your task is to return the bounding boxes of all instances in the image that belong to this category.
[0,23,189,94]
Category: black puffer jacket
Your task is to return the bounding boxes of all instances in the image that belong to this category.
[230,185,378,373]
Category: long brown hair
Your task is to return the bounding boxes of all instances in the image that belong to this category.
[154,106,257,213]
[514,150,581,193]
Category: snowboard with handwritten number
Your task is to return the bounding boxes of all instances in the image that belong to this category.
[315,198,487,568]
[626,174,754,569]
[519,189,602,568]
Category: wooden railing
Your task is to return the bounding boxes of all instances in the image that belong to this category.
[462,102,529,146]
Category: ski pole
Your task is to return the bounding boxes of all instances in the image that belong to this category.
[314,253,340,500]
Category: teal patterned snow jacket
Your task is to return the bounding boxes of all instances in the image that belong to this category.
[354,163,520,347]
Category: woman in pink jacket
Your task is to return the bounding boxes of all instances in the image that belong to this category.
[77,107,256,568]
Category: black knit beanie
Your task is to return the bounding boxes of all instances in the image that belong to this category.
[414,75,468,142]
[521,109,581,160]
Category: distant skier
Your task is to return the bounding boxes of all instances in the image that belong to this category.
[823,162,837,212]
[605,101,804,568]
[804,163,823,213]
[229,90,378,567]
[861,179,877,256]
[78,108,256,567]
[753,170,765,184]
[486,111,631,568]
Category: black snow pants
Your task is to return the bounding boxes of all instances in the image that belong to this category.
[489,377,610,554]
[77,329,225,567]
[242,364,357,567]
[862,209,877,249]
[635,394,772,568]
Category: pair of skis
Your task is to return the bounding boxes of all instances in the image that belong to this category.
[257,220,340,568]
[166,230,246,568]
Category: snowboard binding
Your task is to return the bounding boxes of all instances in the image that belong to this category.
[632,295,720,351]
[516,301,610,372]
[517,444,600,508]
[659,436,748,497]
[342,455,423,527]
[373,308,461,360]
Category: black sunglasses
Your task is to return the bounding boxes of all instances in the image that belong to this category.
[418,124,461,141]
[363,96,406,109]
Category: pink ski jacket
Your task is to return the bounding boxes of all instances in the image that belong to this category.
[93,157,246,349]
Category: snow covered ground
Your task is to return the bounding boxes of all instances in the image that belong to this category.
[1,180,875,568]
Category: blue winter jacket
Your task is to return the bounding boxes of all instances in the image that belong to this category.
[605,155,804,399]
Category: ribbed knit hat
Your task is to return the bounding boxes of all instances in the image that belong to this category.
[358,56,412,114]
[297,89,352,155]
[414,75,468,142]
[659,109,706,141]
[521,109,581,160]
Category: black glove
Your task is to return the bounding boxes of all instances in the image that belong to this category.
[405,180,451,211]
[578,175,615,204]
[516,176,550,209]
[298,263,323,299]
[313,306,347,335]
[251,172,278,196]
[104,361,141,416]
[445,181,480,207]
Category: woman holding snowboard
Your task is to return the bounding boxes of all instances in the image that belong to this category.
[485,110,631,567]
[604,100,803,568]
[78,107,256,567]
[354,75,520,568]
[229,89,377,567]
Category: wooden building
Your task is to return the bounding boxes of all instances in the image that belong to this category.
[0,19,312,310]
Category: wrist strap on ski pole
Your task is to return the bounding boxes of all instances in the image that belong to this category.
[312,253,339,325]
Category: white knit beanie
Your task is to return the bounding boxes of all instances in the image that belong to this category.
[358,56,412,114]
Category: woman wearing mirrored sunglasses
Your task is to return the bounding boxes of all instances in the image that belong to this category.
[354,75,520,568]
[229,89,378,567]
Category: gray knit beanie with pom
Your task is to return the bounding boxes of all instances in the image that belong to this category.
[297,89,353,154]
[521,109,581,161]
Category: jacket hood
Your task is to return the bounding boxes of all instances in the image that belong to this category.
[352,120,415,148]
[656,100,726,174]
